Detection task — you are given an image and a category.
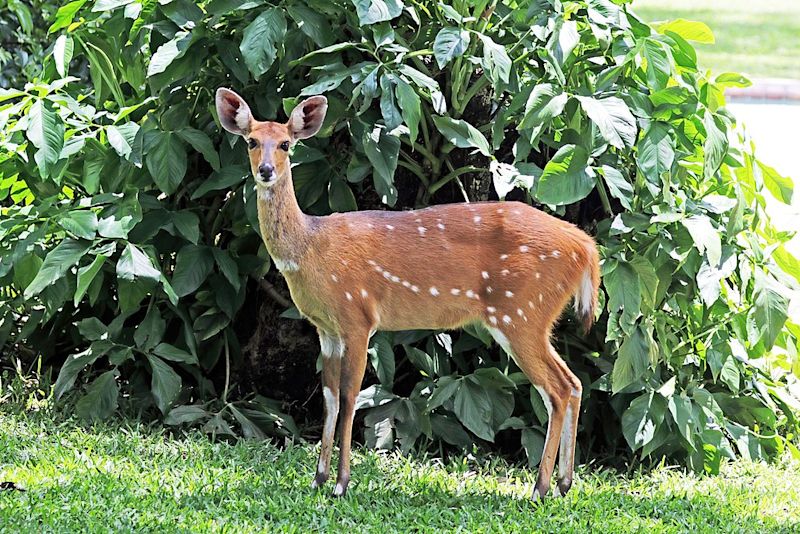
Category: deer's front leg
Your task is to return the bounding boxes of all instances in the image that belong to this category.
[311,331,343,489]
[333,329,371,497]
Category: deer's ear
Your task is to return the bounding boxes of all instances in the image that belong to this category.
[215,88,252,136]
[288,96,328,140]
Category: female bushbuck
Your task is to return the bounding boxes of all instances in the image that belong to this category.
[216,88,600,499]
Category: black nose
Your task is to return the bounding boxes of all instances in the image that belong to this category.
[258,163,274,179]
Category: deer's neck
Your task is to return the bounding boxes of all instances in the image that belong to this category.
[255,169,312,273]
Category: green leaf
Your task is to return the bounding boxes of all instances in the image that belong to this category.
[432,116,492,157]
[682,215,722,267]
[146,354,182,414]
[433,27,470,68]
[191,166,248,199]
[74,255,105,307]
[239,8,287,78]
[519,83,568,131]
[773,245,800,285]
[107,123,141,163]
[49,0,88,33]
[454,379,495,441]
[328,177,358,212]
[13,253,42,292]
[479,34,511,85]
[521,429,545,468]
[178,128,220,171]
[147,31,193,77]
[395,79,421,142]
[171,211,200,244]
[622,391,666,451]
[642,39,671,89]
[116,244,161,282]
[153,343,199,364]
[612,325,653,393]
[59,210,98,240]
[351,0,403,26]
[146,131,187,195]
[654,19,715,44]
[379,74,402,130]
[637,122,674,184]
[576,96,637,149]
[604,260,641,329]
[368,332,395,386]
[752,274,789,350]
[668,395,695,444]
[92,0,134,11]
[25,239,91,298]
[703,112,728,179]
[600,165,633,210]
[134,307,165,351]
[54,346,103,399]
[171,245,214,297]
[362,126,400,206]
[715,72,752,88]
[27,99,64,178]
[164,405,209,425]
[53,35,74,77]
[758,160,793,204]
[536,144,594,205]
[212,249,240,292]
[75,371,118,421]
[77,317,107,341]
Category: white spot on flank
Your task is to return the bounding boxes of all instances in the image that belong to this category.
[505,290,514,298]
[501,269,510,276]
[572,251,579,261]
[465,290,478,299]
[517,308,524,317]
[345,291,353,301]
[450,288,460,295]
[556,282,563,290]
[500,254,509,261]
[383,271,391,279]
[273,257,300,272]
[539,254,547,260]
[497,208,504,214]
[402,281,411,288]
[361,289,368,298]
[386,224,395,230]
[482,271,490,279]
[520,245,529,253]
[552,250,561,257]
[487,306,496,313]
[391,275,400,283]
[375,265,383,273]
[539,293,543,303]
[489,316,498,325]
[415,218,422,223]
[473,216,482,223]
[487,286,493,293]
[411,285,420,293]
[536,272,541,279]
[502,315,512,324]
[429,287,440,296]
[367,223,374,229]
[528,301,535,309]
[418,226,427,235]
[367,259,376,266]
[513,209,521,215]
[331,274,339,282]
[437,223,446,230]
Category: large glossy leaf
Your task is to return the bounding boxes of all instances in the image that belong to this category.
[395,78,420,142]
[146,354,182,414]
[519,84,568,131]
[454,378,495,441]
[58,211,98,240]
[637,122,674,184]
[432,116,491,156]
[171,245,214,297]
[362,126,400,206]
[239,8,287,78]
[146,131,187,195]
[147,31,193,77]
[75,371,119,421]
[116,243,161,282]
[352,0,403,26]
[536,144,594,205]
[604,260,641,329]
[622,391,666,451]
[24,239,91,298]
[612,325,653,393]
[576,96,637,149]
[654,19,715,44]
[54,345,104,399]
[433,27,470,68]
[27,100,64,178]
[758,160,793,204]
[53,34,74,77]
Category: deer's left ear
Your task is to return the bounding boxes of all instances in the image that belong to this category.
[288,96,328,140]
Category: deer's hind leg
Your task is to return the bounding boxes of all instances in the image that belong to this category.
[485,323,580,500]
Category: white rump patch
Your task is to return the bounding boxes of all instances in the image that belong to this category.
[575,267,594,316]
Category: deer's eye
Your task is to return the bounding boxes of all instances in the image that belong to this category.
[279,141,290,152]
[247,138,258,150]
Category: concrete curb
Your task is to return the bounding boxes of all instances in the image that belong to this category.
[726,78,800,102]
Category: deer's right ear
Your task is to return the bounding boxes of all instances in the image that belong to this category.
[215,88,252,136]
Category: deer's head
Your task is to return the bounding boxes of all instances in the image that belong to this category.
[215,88,327,187]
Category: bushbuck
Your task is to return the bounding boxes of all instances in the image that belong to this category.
[215,87,600,499]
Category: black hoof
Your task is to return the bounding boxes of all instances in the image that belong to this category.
[556,478,572,497]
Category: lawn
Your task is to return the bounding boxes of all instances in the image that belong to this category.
[1,413,798,533]
[634,0,800,79]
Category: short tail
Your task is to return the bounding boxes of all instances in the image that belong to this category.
[574,242,600,332]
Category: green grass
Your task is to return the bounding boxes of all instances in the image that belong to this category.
[1,413,799,533]
[634,0,800,79]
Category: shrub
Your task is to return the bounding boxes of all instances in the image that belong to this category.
[1,0,798,471]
